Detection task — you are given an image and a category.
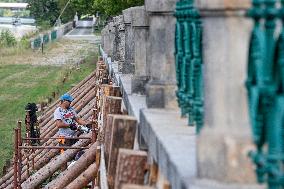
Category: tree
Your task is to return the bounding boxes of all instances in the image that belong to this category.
[27,0,144,27]
[93,0,144,16]
[27,0,60,26]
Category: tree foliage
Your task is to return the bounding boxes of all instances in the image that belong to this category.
[93,0,144,16]
[27,0,144,27]
[27,0,59,26]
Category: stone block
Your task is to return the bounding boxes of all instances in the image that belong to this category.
[133,28,149,77]
[146,82,177,109]
[123,8,134,24]
[131,6,149,27]
[196,0,251,10]
[198,11,256,184]
[108,21,115,33]
[114,15,125,31]
[139,109,196,189]
[145,0,178,13]
[198,128,257,183]
[114,149,147,189]
[147,15,176,83]
[121,62,135,74]
[131,76,150,95]
[112,15,126,63]
[145,83,165,108]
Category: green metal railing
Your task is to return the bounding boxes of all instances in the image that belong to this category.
[43,34,50,44]
[51,30,57,41]
[247,0,284,188]
[175,0,204,133]
[33,37,42,49]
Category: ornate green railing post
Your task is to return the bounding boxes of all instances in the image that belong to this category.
[33,37,42,49]
[51,30,57,41]
[247,0,284,188]
[43,33,49,44]
[175,0,204,132]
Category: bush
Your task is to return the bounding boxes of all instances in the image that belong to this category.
[0,30,17,47]
[37,20,52,32]
[19,37,30,49]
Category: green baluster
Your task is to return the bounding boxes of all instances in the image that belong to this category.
[263,1,279,188]
[247,0,284,187]
[247,0,267,183]
[51,30,57,41]
[34,37,42,49]
[43,33,49,44]
[175,18,182,110]
[175,0,203,129]
[192,19,203,133]
[183,21,193,119]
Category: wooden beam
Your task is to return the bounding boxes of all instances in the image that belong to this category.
[65,162,97,189]
[107,116,137,189]
[21,134,92,189]
[44,142,99,189]
[114,149,148,189]
[102,96,122,129]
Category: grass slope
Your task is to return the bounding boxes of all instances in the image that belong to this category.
[0,45,97,174]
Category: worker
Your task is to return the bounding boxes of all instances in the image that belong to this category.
[54,93,90,149]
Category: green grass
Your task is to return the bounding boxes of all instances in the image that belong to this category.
[0,51,97,174]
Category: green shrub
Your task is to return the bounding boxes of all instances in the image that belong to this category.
[19,37,30,49]
[0,30,17,47]
[37,20,52,31]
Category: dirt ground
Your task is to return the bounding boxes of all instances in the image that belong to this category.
[0,39,98,66]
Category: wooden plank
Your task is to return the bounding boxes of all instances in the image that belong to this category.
[65,162,97,189]
[107,116,137,189]
[114,149,148,189]
[149,162,158,186]
[102,84,121,97]
[99,145,108,189]
[104,114,115,167]
[102,96,122,129]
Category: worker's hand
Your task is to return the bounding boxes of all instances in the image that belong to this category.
[69,123,77,130]
[86,123,92,128]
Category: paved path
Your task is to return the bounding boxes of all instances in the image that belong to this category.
[64,28,101,42]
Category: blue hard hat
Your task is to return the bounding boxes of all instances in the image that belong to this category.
[60,93,74,102]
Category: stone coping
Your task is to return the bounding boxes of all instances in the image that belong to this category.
[100,45,197,189]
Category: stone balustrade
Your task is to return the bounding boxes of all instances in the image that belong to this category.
[100,0,265,188]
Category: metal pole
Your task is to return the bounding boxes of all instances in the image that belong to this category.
[17,121,22,189]
[26,133,30,177]
[22,137,91,140]
[13,128,19,189]
[18,146,89,150]
[32,148,35,171]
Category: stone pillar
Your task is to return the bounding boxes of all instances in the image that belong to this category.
[122,8,135,74]
[112,15,126,72]
[131,6,150,94]
[145,0,178,109]
[101,27,106,49]
[105,21,115,57]
[196,0,258,184]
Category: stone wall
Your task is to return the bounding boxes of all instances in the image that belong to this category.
[101,4,177,107]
